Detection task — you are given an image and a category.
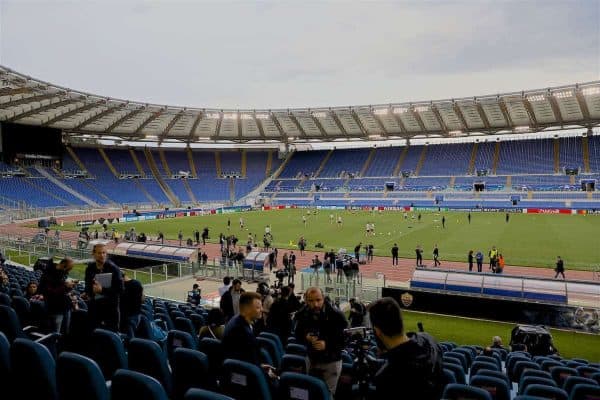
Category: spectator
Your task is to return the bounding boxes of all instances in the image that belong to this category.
[201,252,208,265]
[188,283,201,305]
[120,277,144,334]
[218,277,232,297]
[287,283,302,312]
[267,286,293,345]
[24,282,39,300]
[84,243,124,331]
[368,297,444,400]
[348,298,366,328]
[475,250,484,273]
[0,267,9,293]
[38,257,76,333]
[220,279,244,320]
[468,250,474,272]
[199,308,226,340]
[222,292,274,374]
[491,336,505,349]
[294,287,348,396]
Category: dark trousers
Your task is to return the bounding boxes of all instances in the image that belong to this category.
[477,261,483,272]
[468,261,473,272]
[392,255,398,265]
[416,254,423,266]
[89,300,120,332]
[555,270,565,279]
[434,256,440,267]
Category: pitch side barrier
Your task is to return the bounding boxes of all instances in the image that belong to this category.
[381,268,600,331]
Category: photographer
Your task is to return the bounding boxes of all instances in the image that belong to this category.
[294,287,348,397]
[348,298,366,328]
[368,298,443,400]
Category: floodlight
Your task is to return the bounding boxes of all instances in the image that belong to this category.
[448,130,462,136]
[414,106,429,113]
[312,111,327,118]
[514,126,529,132]
[206,112,220,119]
[582,87,600,96]
[223,113,238,120]
[392,107,408,114]
[373,108,389,115]
[553,90,572,99]
[255,113,270,119]
[240,114,252,120]
[527,94,546,102]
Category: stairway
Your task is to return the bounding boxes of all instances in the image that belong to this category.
[491,142,501,175]
[393,147,409,176]
[158,149,173,177]
[98,148,119,177]
[229,178,235,203]
[129,149,146,177]
[414,146,428,176]
[241,150,247,178]
[215,152,222,177]
[449,176,456,189]
[133,179,157,204]
[273,151,293,179]
[506,176,512,190]
[182,179,198,203]
[359,148,377,177]
[468,142,479,174]
[186,147,197,178]
[265,150,273,177]
[34,166,99,207]
[570,175,576,185]
[65,146,88,173]
[314,150,334,178]
[553,138,560,173]
[582,136,590,173]
[144,148,180,206]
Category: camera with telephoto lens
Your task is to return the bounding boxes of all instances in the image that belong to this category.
[274,269,288,288]
[344,327,380,399]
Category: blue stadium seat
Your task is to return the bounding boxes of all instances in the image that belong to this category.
[0,293,10,306]
[475,355,502,371]
[56,352,109,400]
[111,369,168,400]
[0,332,10,389]
[279,372,330,400]
[10,338,58,400]
[257,336,282,368]
[11,296,31,326]
[221,359,272,400]
[518,377,557,395]
[453,347,474,367]
[513,396,548,400]
[260,348,274,366]
[167,330,198,364]
[541,359,564,372]
[172,348,213,400]
[576,365,600,379]
[91,328,128,381]
[184,388,234,400]
[286,343,308,357]
[591,372,600,385]
[523,384,568,400]
[521,369,553,381]
[442,383,492,400]
[128,338,173,396]
[258,332,284,356]
[280,354,308,374]
[551,367,579,387]
[569,383,600,400]
[474,369,511,389]
[198,337,224,381]
[174,317,198,339]
[445,351,469,372]
[443,362,467,384]
[471,360,500,376]
[469,375,511,400]
[512,360,542,383]
[562,376,598,396]
[189,314,206,331]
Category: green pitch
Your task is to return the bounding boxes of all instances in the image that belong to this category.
[64,209,599,271]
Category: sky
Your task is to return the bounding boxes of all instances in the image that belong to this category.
[0,0,598,110]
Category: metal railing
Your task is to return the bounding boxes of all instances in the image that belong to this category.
[299,269,385,303]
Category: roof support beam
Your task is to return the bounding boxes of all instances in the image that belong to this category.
[187,112,203,142]
[575,89,591,121]
[497,98,515,130]
[74,103,127,130]
[106,107,145,133]
[160,110,184,140]
[213,113,223,139]
[350,110,369,137]
[430,105,449,136]
[475,102,492,132]
[254,115,266,139]
[42,100,106,127]
[453,103,469,131]
[288,113,307,139]
[521,97,538,129]
[133,109,165,136]
[269,114,288,142]
[390,112,409,136]
[411,108,428,132]
[0,87,33,97]
[371,111,389,137]
[328,112,347,137]
[547,96,564,126]
[7,97,81,122]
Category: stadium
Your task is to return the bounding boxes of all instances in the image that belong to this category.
[0,2,599,400]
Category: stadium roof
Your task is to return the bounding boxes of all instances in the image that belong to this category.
[1,65,599,144]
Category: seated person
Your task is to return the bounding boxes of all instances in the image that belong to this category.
[188,284,201,305]
[199,308,226,340]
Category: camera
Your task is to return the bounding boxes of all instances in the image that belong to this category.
[274,269,289,288]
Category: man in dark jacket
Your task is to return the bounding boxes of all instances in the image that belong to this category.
[368,297,444,400]
[219,279,245,321]
[294,287,348,396]
[267,286,293,345]
[84,244,124,331]
[38,257,76,333]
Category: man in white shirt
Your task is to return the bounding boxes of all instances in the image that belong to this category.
[218,276,232,297]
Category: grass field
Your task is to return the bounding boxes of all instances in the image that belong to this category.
[402,310,600,361]
[61,209,600,270]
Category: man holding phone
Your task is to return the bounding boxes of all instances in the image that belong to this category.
[294,287,348,397]
[84,243,124,331]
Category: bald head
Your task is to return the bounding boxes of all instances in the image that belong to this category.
[305,287,324,312]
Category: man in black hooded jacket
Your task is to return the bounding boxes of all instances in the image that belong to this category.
[368,297,444,400]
